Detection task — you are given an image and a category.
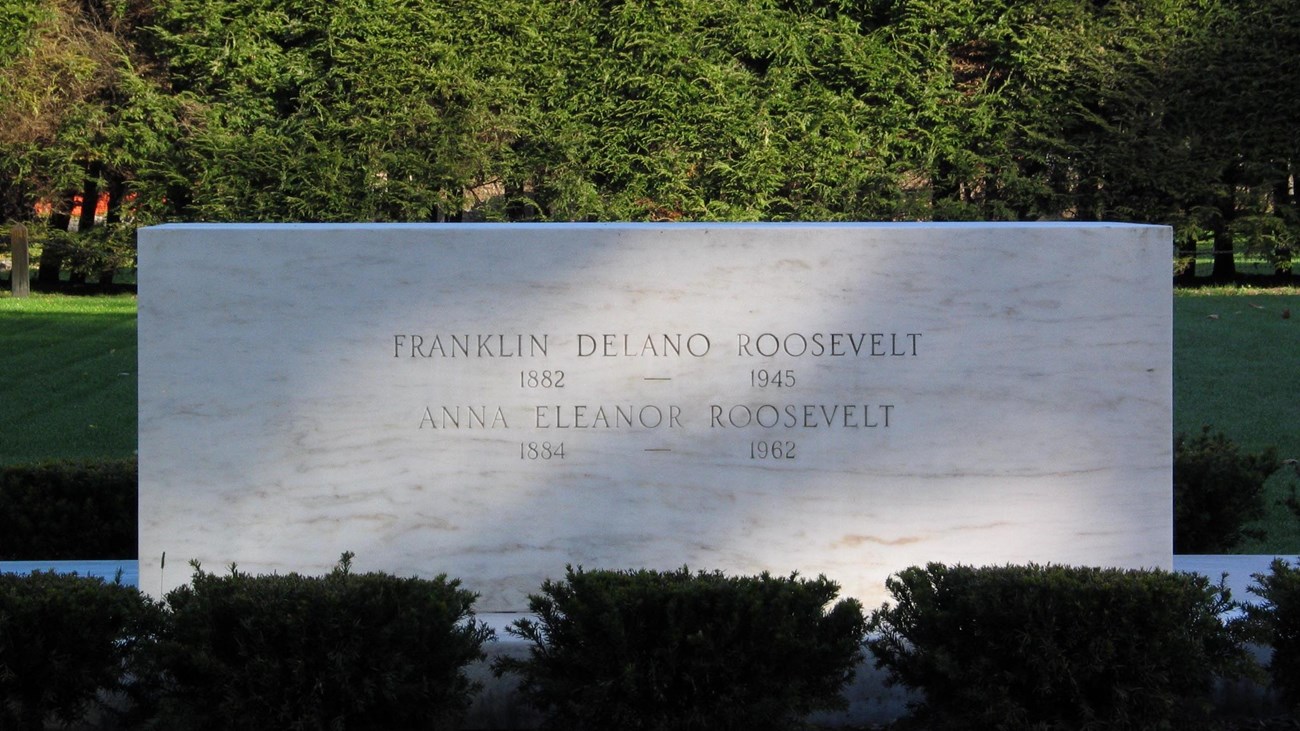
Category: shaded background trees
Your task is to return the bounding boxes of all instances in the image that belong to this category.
[2,0,1296,281]
[0,0,173,285]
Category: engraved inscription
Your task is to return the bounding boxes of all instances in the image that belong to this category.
[394,333,549,358]
[710,403,893,428]
[736,332,920,357]
[534,404,683,429]
[418,406,509,429]
[398,330,916,456]
[576,333,711,357]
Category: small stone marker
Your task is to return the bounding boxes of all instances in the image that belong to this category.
[9,224,29,298]
[138,222,1173,609]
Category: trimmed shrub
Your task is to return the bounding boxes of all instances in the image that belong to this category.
[0,570,160,731]
[1247,558,1300,709]
[493,566,866,731]
[0,458,137,559]
[866,563,1252,731]
[1174,427,1279,553]
[141,553,492,730]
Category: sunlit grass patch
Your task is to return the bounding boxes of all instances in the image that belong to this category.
[0,293,137,465]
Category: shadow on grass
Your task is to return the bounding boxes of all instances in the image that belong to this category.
[0,296,137,465]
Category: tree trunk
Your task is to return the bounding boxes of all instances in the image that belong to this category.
[1275,168,1295,278]
[1174,231,1199,286]
[1210,169,1239,283]
[1210,219,1236,283]
[69,172,100,285]
[98,173,125,288]
[38,192,76,285]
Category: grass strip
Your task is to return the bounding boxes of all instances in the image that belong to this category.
[0,293,138,465]
[1174,290,1300,552]
[1173,292,1300,457]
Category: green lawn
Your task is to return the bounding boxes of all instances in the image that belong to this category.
[1174,287,1300,552]
[1174,290,1300,456]
[3,287,1298,551]
[0,293,138,465]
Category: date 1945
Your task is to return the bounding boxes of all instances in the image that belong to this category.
[751,369,795,388]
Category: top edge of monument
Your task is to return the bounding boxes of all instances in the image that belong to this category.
[142,221,1168,232]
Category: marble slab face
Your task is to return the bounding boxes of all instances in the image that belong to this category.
[138,222,1172,609]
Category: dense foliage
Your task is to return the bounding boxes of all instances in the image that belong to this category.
[0,571,160,731]
[866,563,1252,731]
[0,0,172,282]
[0,458,136,560]
[1247,559,1300,710]
[1173,427,1281,553]
[494,566,866,731]
[140,553,492,730]
[1,0,1296,280]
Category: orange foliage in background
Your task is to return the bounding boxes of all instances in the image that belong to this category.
[33,192,118,223]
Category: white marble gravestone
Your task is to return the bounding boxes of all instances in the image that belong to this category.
[138,222,1172,609]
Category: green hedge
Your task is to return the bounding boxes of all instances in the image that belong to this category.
[494,566,866,731]
[4,559,1286,729]
[0,458,137,560]
[1247,559,1300,710]
[866,563,1252,731]
[0,571,160,731]
[139,553,493,730]
[1174,428,1279,553]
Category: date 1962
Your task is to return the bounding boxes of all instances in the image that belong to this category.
[750,440,796,459]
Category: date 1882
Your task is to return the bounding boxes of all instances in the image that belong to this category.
[520,370,565,388]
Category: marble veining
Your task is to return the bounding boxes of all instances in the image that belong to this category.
[138,223,1172,610]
